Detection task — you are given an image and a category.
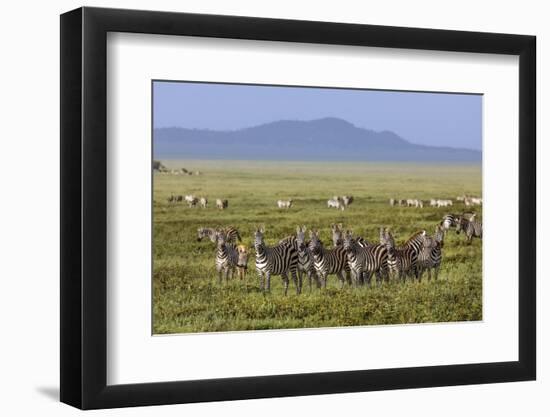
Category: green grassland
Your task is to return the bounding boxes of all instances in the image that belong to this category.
[153,160,482,334]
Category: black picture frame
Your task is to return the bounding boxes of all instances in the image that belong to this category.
[60,6,536,410]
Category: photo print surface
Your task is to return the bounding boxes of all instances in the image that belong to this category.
[152,81,482,335]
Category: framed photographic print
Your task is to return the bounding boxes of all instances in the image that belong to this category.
[60,6,536,410]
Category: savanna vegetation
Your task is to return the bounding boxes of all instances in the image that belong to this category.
[153,160,482,334]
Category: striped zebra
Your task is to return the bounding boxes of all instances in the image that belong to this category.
[456,213,482,243]
[280,226,320,291]
[417,225,445,280]
[379,228,421,282]
[343,230,388,287]
[254,227,299,295]
[197,226,241,243]
[216,199,228,210]
[214,232,239,284]
[308,230,349,289]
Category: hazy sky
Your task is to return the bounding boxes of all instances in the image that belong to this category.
[153,81,482,150]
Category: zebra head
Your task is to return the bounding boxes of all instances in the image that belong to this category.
[254,226,265,250]
[296,225,307,250]
[456,216,468,234]
[342,230,355,252]
[380,228,395,249]
[197,227,208,241]
[331,223,344,246]
[215,230,227,248]
[308,230,323,255]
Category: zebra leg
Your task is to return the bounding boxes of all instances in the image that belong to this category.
[281,273,289,296]
[266,271,271,293]
[218,269,223,285]
[345,269,352,286]
[337,272,345,289]
[292,270,300,295]
[434,266,440,280]
[364,271,372,287]
[258,272,265,292]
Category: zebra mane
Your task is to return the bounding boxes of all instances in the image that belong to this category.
[405,230,426,244]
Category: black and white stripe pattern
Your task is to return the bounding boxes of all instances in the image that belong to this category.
[308,230,349,288]
[280,226,320,291]
[418,225,444,280]
[254,227,299,295]
[380,228,420,281]
[456,213,482,242]
[215,232,239,283]
[197,226,241,243]
[342,230,388,287]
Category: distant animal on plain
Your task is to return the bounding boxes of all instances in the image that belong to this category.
[327,198,344,210]
[341,196,354,207]
[216,199,229,210]
[277,199,293,209]
[199,197,208,208]
[187,197,199,208]
[389,198,396,206]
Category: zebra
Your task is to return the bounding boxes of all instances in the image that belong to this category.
[197,226,241,243]
[341,195,354,207]
[277,199,293,209]
[214,232,239,284]
[342,230,388,287]
[379,228,422,282]
[327,198,343,210]
[187,196,199,207]
[280,226,320,291]
[456,213,482,243]
[254,227,299,295]
[389,198,396,206]
[216,199,228,210]
[199,197,208,208]
[175,195,183,203]
[167,193,175,203]
[417,224,445,280]
[437,199,453,208]
[184,194,195,204]
[441,214,457,232]
[308,230,349,289]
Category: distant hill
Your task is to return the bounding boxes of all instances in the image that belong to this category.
[153,117,481,162]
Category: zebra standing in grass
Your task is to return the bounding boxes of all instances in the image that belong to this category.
[308,230,349,289]
[216,199,229,210]
[197,226,241,243]
[417,225,445,280]
[215,232,239,284]
[342,230,387,287]
[254,227,299,295]
[327,198,343,210]
[341,195,354,208]
[379,228,421,282]
[456,213,483,243]
[277,199,293,209]
[199,197,208,208]
[280,226,319,291]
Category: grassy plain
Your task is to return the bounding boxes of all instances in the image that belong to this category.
[153,160,482,334]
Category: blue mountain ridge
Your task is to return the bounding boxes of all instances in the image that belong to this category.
[153,117,481,162]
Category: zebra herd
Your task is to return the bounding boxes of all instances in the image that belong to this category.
[390,197,481,208]
[327,195,354,211]
[169,194,228,209]
[196,212,481,295]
